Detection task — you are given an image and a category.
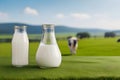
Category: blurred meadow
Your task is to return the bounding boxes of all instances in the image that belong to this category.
[1,34,120,79]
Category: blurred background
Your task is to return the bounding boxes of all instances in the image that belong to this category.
[0,0,120,56]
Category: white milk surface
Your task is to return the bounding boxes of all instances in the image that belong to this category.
[12,31,29,67]
[36,44,61,68]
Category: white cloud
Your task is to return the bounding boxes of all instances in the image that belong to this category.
[66,15,120,30]
[71,13,91,19]
[0,12,8,19]
[56,14,65,19]
[24,7,39,16]
[97,19,120,30]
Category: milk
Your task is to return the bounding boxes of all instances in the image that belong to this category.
[36,44,61,68]
[12,26,29,67]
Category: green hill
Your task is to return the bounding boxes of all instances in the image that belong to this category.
[0,23,109,35]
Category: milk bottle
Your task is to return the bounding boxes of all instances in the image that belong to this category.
[36,24,62,68]
[12,26,29,67]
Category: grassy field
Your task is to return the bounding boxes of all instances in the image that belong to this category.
[0,37,120,79]
[1,56,120,79]
[0,33,76,40]
[1,37,120,56]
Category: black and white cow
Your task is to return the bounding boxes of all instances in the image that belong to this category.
[117,39,120,42]
[67,37,78,54]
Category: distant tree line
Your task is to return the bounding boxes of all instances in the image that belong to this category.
[76,32,90,39]
[0,38,11,42]
[104,32,116,38]
[76,31,116,39]
[0,32,117,43]
[0,39,41,43]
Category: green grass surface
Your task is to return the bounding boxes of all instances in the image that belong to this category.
[0,34,12,39]
[1,37,120,57]
[59,37,120,56]
[1,56,120,79]
[1,38,120,79]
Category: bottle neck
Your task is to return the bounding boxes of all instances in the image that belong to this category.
[15,26,26,33]
[41,26,57,45]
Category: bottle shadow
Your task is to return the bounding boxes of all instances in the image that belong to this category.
[62,54,72,56]
[3,64,58,70]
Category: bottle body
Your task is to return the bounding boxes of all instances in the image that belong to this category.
[36,24,62,68]
[12,26,29,67]
[36,44,61,67]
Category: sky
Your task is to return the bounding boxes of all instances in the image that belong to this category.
[0,0,120,30]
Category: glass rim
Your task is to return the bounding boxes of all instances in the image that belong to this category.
[15,26,27,29]
[42,24,54,27]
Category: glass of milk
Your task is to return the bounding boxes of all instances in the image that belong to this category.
[12,26,29,67]
[36,24,62,68]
